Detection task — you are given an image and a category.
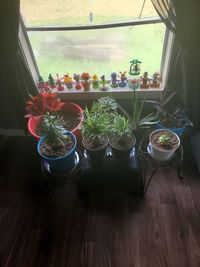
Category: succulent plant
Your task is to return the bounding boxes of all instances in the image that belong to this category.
[42,112,67,149]
[158,134,174,149]
[108,114,133,146]
[82,107,110,147]
[91,96,118,114]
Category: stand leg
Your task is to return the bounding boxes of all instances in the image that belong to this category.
[177,144,184,180]
[143,167,157,196]
[141,156,157,197]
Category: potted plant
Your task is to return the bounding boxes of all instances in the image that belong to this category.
[131,92,158,131]
[25,92,84,144]
[117,89,159,143]
[37,112,77,173]
[148,129,180,161]
[108,114,136,159]
[90,96,118,115]
[82,107,110,160]
[146,87,193,136]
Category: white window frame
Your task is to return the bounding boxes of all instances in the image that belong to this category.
[19,14,174,100]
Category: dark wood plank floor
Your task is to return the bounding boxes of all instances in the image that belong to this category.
[0,136,200,267]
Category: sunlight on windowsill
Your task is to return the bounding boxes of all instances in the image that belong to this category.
[52,84,164,100]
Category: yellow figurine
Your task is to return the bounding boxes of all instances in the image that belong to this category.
[92,74,99,89]
[64,74,73,89]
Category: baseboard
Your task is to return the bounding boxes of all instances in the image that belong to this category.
[0,129,25,136]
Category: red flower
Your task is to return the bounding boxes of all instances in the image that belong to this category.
[25,92,65,118]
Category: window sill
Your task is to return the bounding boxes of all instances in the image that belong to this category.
[52,84,164,100]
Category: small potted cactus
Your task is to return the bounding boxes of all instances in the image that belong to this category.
[148,129,180,161]
[37,113,77,173]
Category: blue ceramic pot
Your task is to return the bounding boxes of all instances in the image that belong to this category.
[37,131,77,173]
[155,123,185,137]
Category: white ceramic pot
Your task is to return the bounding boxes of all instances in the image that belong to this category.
[148,129,180,161]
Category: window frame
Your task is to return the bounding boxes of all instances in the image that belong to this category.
[19,14,174,100]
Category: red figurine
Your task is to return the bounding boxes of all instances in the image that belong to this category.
[140,71,149,89]
[81,72,90,91]
[56,74,64,91]
[73,74,82,90]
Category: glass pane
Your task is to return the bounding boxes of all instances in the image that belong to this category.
[28,24,165,80]
[21,0,158,27]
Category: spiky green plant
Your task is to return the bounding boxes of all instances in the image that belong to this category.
[108,114,133,145]
[82,107,110,147]
[117,90,158,131]
[42,112,67,148]
[132,92,158,130]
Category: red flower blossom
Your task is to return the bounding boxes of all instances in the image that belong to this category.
[25,92,65,118]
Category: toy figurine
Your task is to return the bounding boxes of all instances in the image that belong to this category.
[110,72,118,87]
[48,74,56,88]
[56,74,64,91]
[128,78,139,89]
[38,76,45,89]
[150,72,160,88]
[73,74,82,90]
[118,71,127,87]
[140,71,149,89]
[92,74,99,89]
[129,59,142,75]
[38,76,50,93]
[81,72,90,91]
[100,75,109,91]
[63,74,73,89]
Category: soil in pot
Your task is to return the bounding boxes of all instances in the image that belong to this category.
[40,135,73,158]
[150,129,179,151]
[110,134,136,158]
[110,135,135,150]
[83,135,108,151]
[60,111,81,130]
[82,135,108,159]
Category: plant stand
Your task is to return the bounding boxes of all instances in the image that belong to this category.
[41,150,84,185]
[138,135,184,197]
[77,146,144,200]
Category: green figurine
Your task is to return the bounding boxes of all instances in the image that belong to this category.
[38,75,44,89]
[129,59,142,76]
[48,73,55,87]
[100,75,108,91]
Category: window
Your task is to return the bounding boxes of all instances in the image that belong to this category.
[20,0,172,98]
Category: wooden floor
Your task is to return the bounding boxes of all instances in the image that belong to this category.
[0,136,200,267]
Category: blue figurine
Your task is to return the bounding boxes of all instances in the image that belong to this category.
[110,72,118,87]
